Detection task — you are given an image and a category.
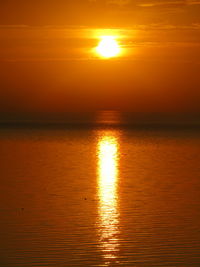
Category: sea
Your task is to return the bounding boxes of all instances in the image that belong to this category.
[0,111,200,266]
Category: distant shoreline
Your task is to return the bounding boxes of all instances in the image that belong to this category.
[0,121,200,130]
[0,111,200,128]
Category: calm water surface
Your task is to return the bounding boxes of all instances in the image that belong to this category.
[0,121,200,266]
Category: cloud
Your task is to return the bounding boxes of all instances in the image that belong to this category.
[0,0,199,27]
[137,0,186,8]
[187,0,200,4]
[107,0,131,6]
[105,0,200,8]
[105,0,200,7]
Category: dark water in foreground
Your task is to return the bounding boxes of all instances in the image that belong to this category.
[0,119,200,266]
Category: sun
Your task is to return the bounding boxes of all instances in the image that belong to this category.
[96,36,121,59]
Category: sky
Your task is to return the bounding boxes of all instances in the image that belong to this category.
[0,0,200,113]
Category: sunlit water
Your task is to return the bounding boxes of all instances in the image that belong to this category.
[0,115,200,266]
[97,132,119,264]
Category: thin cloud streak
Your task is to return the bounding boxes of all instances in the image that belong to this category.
[0,25,200,62]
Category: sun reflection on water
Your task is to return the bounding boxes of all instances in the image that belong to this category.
[97,131,120,264]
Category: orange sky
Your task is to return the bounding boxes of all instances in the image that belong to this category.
[0,0,200,113]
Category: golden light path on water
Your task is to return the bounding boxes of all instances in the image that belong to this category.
[97,131,120,265]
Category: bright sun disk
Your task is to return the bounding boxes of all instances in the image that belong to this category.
[96,36,120,58]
